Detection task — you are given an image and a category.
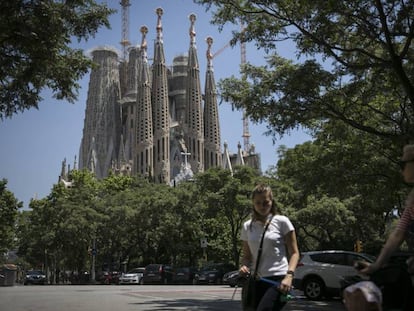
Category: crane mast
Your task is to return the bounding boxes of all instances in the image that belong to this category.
[240,25,251,154]
[120,0,131,60]
[211,23,252,155]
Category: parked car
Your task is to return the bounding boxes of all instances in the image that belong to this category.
[142,264,174,284]
[293,250,376,300]
[119,267,145,285]
[194,263,237,285]
[172,267,199,284]
[223,270,246,287]
[24,270,47,285]
[98,271,120,285]
[388,251,414,266]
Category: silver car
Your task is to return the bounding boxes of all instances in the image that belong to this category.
[119,267,145,285]
[293,250,375,300]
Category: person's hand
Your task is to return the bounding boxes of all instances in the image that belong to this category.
[239,265,250,276]
[355,261,380,275]
[280,275,293,294]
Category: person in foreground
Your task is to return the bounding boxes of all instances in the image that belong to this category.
[351,144,414,311]
[358,144,414,277]
[239,184,300,311]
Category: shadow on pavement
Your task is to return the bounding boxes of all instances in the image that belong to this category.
[129,297,346,311]
[130,298,242,310]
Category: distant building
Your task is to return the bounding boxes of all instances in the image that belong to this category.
[74,8,260,185]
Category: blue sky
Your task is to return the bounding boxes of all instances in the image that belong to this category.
[0,0,310,209]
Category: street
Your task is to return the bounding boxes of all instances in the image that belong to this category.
[0,284,346,311]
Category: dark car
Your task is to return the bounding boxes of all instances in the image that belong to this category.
[223,270,246,287]
[98,271,120,285]
[388,251,414,265]
[142,264,174,284]
[172,267,199,284]
[24,270,47,285]
[195,263,237,285]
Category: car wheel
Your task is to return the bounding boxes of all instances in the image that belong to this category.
[303,277,325,300]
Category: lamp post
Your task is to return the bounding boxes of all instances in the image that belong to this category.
[91,239,96,283]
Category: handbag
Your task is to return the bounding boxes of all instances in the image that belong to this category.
[241,217,273,311]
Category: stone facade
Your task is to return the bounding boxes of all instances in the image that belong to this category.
[77,8,261,184]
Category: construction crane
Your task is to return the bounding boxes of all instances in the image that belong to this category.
[211,24,252,154]
[240,32,251,154]
[120,0,131,60]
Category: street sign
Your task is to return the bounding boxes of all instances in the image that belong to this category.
[200,238,208,248]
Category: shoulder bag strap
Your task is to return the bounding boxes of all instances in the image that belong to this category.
[252,216,273,278]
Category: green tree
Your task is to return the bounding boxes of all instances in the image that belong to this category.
[0,179,22,259]
[271,124,409,253]
[17,169,102,282]
[194,0,413,146]
[194,166,259,265]
[0,0,115,119]
[169,181,205,266]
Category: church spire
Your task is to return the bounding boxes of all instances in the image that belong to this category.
[185,13,204,173]
[204,36,222,170]
[152,7,170,184]
[134,25,154,179]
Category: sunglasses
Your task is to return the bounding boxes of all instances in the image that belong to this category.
[398,159,414,170]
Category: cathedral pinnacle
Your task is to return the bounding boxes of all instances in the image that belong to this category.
[206,36,213,69]
[155,7,163,42]
[189,13,196,45]
[140,25,148,58]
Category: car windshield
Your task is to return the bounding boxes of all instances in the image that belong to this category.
[201,265,220,271]
[129,268,144,273]
[28,270,44,275]
[146,265,159,271]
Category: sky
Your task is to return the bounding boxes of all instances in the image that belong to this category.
[0,0,311,209]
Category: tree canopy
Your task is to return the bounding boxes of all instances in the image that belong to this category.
[0,179,22,258]
[194,0,414,147]
[0,0,115,119]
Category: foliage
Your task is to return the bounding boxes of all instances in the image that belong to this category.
[271,122,409,253]
[0,0,115,119]
[12,153,410,279]
[0,179,22,259]
[194,0,414,254]
[194,0,414,147]
[194,166,260,266]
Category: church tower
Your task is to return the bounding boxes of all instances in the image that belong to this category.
[184,14,204,173]
[203,37,222,170]
[134,26,154,178]
[151,8,170,184]
[78,48,121,178]
[119,45,140,163]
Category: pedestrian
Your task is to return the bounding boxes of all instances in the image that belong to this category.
[239,184,300,311]
[358,144,414,275]
[356,144,414,310]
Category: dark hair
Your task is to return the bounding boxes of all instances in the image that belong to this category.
[251,184,278,223]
